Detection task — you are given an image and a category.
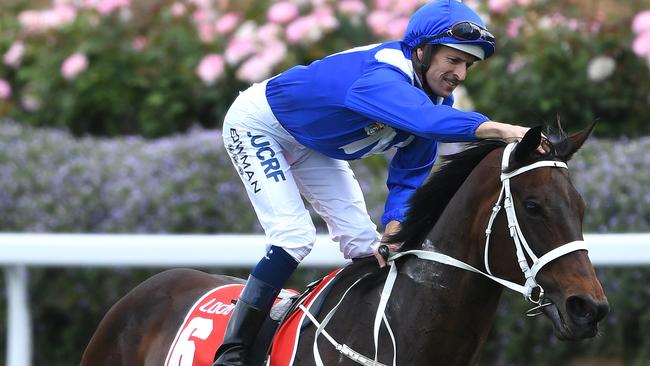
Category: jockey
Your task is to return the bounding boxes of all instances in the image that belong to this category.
[214,1,530,365]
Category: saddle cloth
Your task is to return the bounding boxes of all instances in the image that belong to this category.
[164,269,342,366]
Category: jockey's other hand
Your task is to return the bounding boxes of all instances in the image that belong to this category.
[374,243,401,268]
[375,220,402,268]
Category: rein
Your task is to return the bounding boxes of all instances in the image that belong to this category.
[302,142,589,366]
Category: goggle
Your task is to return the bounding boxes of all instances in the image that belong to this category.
[425,21,495,44]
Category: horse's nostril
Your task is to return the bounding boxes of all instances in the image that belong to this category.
[566,295,609,324]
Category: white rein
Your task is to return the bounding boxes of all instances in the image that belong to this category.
[303,142,588,366]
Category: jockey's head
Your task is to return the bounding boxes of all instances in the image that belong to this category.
[403,0,495,60]
[403,0,496,97]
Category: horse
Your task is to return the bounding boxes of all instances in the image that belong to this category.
[80,125,608,366]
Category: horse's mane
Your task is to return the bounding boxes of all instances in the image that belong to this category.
[387,140,505,250]
[387,125,580,251]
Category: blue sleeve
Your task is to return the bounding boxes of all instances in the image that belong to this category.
[344,67,489,142]
[381,136,436,226]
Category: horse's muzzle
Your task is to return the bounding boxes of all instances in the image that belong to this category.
[543,295,609,340]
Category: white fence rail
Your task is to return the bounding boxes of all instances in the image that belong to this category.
[1,233,650,366]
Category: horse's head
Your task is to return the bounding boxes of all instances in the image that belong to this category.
[388,123,608,342]
[486,124,609,340]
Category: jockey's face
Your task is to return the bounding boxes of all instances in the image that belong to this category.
[418,45,478,98]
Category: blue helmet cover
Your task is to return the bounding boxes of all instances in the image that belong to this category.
[403,0,495,59]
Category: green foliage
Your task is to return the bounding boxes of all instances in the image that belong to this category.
[2,5,244,137]
[465,2,650,137]
[3,1,649,138]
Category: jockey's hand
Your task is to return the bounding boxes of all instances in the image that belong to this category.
[475,121,546,154]
[375,221,402,268]
[374,243,402,268]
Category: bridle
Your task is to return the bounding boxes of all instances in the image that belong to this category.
[388,142,588,307]
[484,142,588,304]
[303,142,589,366]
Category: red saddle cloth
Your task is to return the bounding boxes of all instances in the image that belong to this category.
[164,269,342,366]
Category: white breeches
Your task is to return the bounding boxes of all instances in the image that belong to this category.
[222,80,380,262]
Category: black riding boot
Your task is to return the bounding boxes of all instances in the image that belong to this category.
[213,276,280,366]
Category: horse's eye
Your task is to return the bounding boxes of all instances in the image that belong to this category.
[524,199,542,214]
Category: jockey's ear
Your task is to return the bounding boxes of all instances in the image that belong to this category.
[513,125,543,162]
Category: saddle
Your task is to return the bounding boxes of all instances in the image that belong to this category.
[248,269,341,365]
[164,269,343,366]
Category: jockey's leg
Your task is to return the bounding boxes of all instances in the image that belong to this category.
[292,153,381,260]
[216,80,315,366]
[213,247,298,366]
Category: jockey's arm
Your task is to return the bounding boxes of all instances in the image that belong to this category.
[475,120,529,142]
[476,121,546,153]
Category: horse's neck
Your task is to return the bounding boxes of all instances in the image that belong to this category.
[392,167,504,364]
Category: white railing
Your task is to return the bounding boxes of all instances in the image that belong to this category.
[1,233,649,366]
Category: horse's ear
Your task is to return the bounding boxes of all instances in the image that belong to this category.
[513,126,543,162]
[563,121,597,161]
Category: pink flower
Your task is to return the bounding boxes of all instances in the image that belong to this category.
[52,4,77,25]
[488,0,514,15]
[338,0,366,17]
[192,9,212,24]
[506,17,524,38]
[189,0,211,9]
[196,53,225,85]
[225,36,256,64]
[0,79,11,100]
[131,36,148,51]
[197,22,216,43]
[61,52,89,80]
[267,2,300,25]
[3,41,25,68]
[96,0,130,16]
[366,10,392,37]
[236,55,273,83]
[258,40,287,67]
[258,23,282,43]
[374,0,392,10]
[632,30,650,57]
[632,10,650,35]
[395,0,422,15]
[215,12,241,34]
[386,17,410,39]
[311,6,338,31]
[18,6,76,33]
[18,11,41,33]
[196,54,225,85]
[170,2,187,17]
[286,16,321,44]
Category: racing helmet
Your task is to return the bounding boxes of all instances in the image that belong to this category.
[403,0,496,60]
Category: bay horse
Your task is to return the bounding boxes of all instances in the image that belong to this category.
[80,125,608,366]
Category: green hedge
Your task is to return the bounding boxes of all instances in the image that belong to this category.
[1,121,649,365]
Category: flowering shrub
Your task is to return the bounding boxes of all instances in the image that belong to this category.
[1,119,648,232]
[464,0,650,137]
[2,0,648,138]
[0,0,424,137]
[0,120,386,232]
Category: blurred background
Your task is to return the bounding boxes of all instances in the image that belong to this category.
[0,0,649,365]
